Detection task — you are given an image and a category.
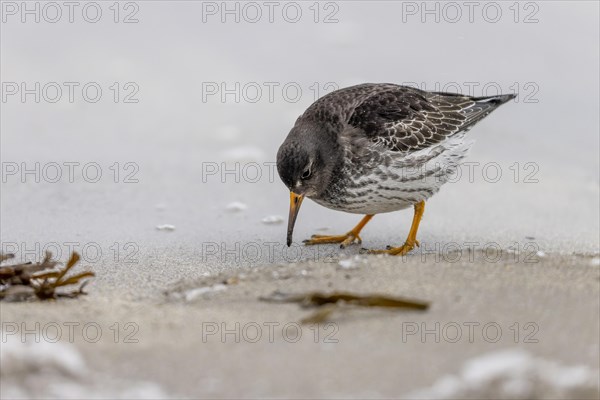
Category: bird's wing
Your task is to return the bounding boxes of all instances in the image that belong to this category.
[346,86,513,153]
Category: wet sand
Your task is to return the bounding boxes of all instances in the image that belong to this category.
[2,250,599,398]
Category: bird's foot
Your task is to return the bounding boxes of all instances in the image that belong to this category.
[361,240,420,256]
[303,231,362,248]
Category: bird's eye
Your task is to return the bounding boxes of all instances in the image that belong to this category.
[301,168,312,180]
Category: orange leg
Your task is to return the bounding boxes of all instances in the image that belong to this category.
[303,215,374,248]
[366,201,425,256]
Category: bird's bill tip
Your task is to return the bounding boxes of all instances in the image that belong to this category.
[286,191,304,247]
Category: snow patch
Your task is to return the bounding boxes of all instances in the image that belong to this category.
[220,146,265,162]
[338,255,368,270]
[155,224,176,231]
[405,349,599,399]
[1,331,169,399]
[261,215,284,225]
[226,202,247,212]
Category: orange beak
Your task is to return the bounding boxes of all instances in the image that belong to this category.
[286,192,304,246]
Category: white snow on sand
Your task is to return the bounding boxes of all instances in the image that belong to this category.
[215,125,241,142]
[226,201,248,212]
[1,331,169,399]
[261,215,284,225]
[155,224,176,231]
[405,349,600,400]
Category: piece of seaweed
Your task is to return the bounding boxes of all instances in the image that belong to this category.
[0,251,94,301]
[260,290,430,323]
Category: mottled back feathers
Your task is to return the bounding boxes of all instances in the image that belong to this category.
[298,83,515,154]
[278,83,515,214]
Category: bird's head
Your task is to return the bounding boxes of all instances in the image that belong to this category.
[276,140,326,198]
[276,123,340,246]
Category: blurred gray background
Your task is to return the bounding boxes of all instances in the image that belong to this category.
[1,1,599,284]
[1,2,599,399]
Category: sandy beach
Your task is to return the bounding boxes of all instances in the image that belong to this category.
[2,250,599,398]
[1,1,599,398]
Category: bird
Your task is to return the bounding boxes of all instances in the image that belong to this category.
[276,83,516,255]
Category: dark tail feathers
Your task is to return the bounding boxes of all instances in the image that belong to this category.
[474,93,517,106]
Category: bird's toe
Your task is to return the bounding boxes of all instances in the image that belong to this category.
[340,234,360,249]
